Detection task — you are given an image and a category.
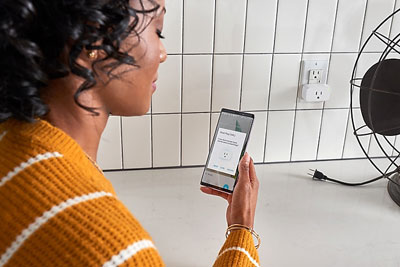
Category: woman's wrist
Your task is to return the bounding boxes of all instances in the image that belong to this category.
[225,224,260,249]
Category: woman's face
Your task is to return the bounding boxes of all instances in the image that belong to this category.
[96,0,167,116]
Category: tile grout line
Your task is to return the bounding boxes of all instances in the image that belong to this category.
[239,0,250,111]
[289,0,311,162]
[316,0,341,160]
[209,0,217,148]
[263,0,280,163]
[120,116,125,169]
[180,0,184,167]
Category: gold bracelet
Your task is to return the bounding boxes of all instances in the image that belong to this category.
[225,224,261,249]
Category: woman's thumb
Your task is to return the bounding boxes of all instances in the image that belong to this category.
[237,152,251,183]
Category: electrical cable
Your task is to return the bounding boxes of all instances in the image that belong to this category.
[308,169,400,187]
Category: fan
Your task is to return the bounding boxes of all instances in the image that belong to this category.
[350,8,400,206]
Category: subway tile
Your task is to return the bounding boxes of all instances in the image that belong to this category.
[214,0,246,53]
[274,0,308,53]
[241,55,272,111]
[325,53,358,109]
[246,112,267,163]
[163,0,182,53]
[368,134,395,158]
[210,113,219,147]
[269,54,302,110]
[317,109,349,160]
[264,111,295,162]
[343,108,370,158]
[183,0,214,53]
[212,55,242,112]
[303,0,338,53]
[245,0,277,53]
[332,0,367,52]
[291,110,323,161]
[152,114,181,167]
[296,54,330,110]
[97,116,122,170]
[182,113,210,166]
[152,55,181,113]
[122,116,152,169]
[182,55,212,113]
[360,0,396,52]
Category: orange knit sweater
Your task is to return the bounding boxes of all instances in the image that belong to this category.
[0,118,259,266]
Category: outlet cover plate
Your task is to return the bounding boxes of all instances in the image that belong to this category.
[301,60,329,85]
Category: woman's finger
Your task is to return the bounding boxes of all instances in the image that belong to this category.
[200,187,230,201]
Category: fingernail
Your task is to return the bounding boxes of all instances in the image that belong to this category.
[244,152,250,164]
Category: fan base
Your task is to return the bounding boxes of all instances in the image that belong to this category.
[388,173,400,207]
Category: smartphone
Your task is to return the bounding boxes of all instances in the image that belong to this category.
[200,108,254,194]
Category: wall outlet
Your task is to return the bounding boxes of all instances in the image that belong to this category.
[302,84,330,102]
[309,69,324,84]
[301,60,328,85]
[300,60,330,102]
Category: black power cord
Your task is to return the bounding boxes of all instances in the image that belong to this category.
[308,169,400,187]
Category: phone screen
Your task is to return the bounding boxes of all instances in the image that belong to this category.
[201,109,254,194]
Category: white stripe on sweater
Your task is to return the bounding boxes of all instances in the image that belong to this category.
[0,191,114,266]
[216,246,260,267]
[0,152,63,188]
[102,239,156,267]
[0,131,7,142]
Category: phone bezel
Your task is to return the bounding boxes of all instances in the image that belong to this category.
[200,108,254,194]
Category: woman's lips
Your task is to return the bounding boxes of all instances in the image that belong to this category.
[152,82,157,92]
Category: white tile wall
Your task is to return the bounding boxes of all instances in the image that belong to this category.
[325,54,358,109]
[98,0,400,170]
[212,55,242,112]
[331,0,367,52]
[265,111,295,162]
[162,0,182,53]
[317,109,349,160]
[269,54,302,110]
[343,109,371,159]
[122,116,152,169]
[360,0,396,52]
[303,0,338,53]
[152,55,181,113]
[241,55,272,111]
[246,112,267,163]
[244,0,278,53]
[182,113,209,166]
[183,0,214,53]
[291,110,323,161]
[214,0,246,53]
[152,114,181,167]
[97,116,122,170]
[368,135,396,158]
[182,55,212,112]
[274,0,308,53]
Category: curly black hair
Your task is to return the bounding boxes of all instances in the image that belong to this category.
[0,0,160,123]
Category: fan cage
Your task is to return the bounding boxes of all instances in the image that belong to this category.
[350,8,400,178]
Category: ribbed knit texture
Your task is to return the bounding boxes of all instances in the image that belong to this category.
[0,118,259,266]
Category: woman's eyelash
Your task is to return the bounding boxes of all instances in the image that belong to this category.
[156,29,165,39]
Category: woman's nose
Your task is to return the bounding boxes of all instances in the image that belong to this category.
[160,42,167,63]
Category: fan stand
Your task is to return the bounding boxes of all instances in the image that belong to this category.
[388,173,400,207]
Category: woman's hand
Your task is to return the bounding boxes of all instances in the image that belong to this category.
[201,152,259,228]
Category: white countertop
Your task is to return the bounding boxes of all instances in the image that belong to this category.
[105,158,400,267]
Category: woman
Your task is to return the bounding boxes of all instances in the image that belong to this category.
[0,0,260,266]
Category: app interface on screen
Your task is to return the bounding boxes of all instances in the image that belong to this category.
[202,112,253,191]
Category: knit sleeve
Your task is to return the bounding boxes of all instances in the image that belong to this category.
[213,229,259,267]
